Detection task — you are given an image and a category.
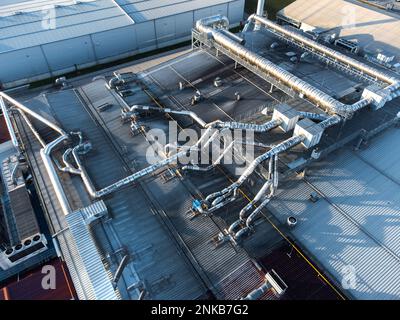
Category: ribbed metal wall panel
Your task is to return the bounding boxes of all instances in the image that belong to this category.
[0,6,125,41]
[0,0,244,87]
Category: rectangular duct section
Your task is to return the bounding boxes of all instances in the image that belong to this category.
[65,201,118,300]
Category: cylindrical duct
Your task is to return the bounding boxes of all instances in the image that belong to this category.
[256,0,266,16]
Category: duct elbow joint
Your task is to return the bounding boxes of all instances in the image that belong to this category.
[234,227,251,242]
[228,220,243,234]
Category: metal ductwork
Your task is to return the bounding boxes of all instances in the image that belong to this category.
[1,92,72,217]
[318,115,342,130]
[202,135,305,213]
[195,15,400,118]
[298,111,329,121]
[208,118,282,132]
[238,180,272,222]
[0,92,66,136]
[41,135,73,215]
[16,109,46,148]
[71,127,217,199]
[250,14,400,91]
[231,153,278,241]
[219,29,246,45]
[183,140,273,172]
[195,15,229,32]
[256,0,265,16]
[237,135,304,186]
[126,105,207,128]
[200,113,343,224]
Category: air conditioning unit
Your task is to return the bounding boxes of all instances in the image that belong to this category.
[294,118,324,148]
[0,233,48,270]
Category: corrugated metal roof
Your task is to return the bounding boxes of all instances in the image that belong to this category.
[65,208,118,300]
[42,86,205,300]
[0,0,114,26]
[279,0,400,59]
[0,0,132,53]
[0,0,241,53]
[268,127,400,299]
[119,0,234,22]
[0,0,32,8]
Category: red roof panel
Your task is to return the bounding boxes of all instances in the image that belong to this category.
[0,259,77,300]
[0,115,11,144]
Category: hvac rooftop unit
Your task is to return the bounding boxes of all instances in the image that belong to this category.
[377,53,395,64]
[334,38,359,54]
[0,233,48,270]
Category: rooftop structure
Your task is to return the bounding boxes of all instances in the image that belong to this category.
[0,0,399,301]
[0,141,56,282]
[278,0,400,67]
[269,126,400,299]
[0,0,245,88]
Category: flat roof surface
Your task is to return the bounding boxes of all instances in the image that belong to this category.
[279,0,400,60]
[11,18,400,298]
[11,47,344,299]
[268,127,400,299]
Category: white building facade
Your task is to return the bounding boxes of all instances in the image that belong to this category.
[0,0,245,88]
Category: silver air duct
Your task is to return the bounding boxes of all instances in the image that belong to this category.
[207,118,282,132]
[298,111,329,121]
[127,105,207,128]
[250,14,400,91]
[195,15,400,118]
[256,0,265,16]
[203,135,305,211]
[0,92,72,216]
